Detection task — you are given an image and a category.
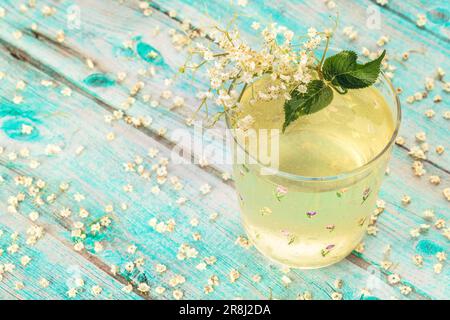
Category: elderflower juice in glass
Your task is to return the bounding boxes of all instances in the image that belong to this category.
[230,73,400,269]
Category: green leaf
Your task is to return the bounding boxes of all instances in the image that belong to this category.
[283,80,333,132]
[322,50,386,89]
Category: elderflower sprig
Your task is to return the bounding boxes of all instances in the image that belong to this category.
[182,21,385,132]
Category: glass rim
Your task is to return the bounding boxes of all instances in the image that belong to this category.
[228,71,402,182]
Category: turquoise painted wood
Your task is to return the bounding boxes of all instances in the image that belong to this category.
[0,0,448,300]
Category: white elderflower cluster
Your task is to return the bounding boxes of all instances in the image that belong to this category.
[183,22,324,127]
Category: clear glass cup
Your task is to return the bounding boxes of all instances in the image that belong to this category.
[229,72,401,269]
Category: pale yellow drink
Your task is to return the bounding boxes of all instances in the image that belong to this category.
[232,76,397,268]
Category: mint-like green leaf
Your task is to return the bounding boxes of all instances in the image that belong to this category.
[283,80,333,132]
[322,50,386,89]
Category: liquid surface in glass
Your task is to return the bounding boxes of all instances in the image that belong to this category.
[233,77,395,268]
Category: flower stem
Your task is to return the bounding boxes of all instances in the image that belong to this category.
[317,35,331,75]
[331,84,348,95]
[237,83,248,103]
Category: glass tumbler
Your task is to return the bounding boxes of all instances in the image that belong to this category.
[229,73,401,269]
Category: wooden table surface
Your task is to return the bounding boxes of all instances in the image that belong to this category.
[0,0,448,300]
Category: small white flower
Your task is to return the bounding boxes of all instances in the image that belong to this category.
[29,211,39,221]
[67,288,78,298]
[45,144,62,155]
[416,14,427,27]
[20,255,31,266]
[61,87,72,96]
[21,124,33,135]
[173,289,183,300]
[331,292,342,300]
[251,22,260,30]
[199,183,211,195]
[39,278,50,288]
[137,283,150,294]
[91,285,102,296]
[281,275,292,286]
